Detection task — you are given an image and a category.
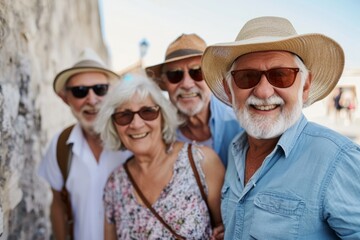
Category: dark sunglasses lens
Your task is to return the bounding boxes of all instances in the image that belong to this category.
[71,87,89,98]
[232,70,261,89]
[93,84,109,96]
[139,107,160,121]
[267,69,295,88]
[189,67,203,81]
[166,70,184,83]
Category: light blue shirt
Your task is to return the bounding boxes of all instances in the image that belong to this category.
[177,95,242,167]
[222,114,360,239]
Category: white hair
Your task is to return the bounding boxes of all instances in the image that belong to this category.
[95,73,181,150]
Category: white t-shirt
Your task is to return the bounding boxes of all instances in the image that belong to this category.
[38,123,131,240]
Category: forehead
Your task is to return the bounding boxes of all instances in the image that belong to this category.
[67,71,109,86]
[118,94,155,110]
[163,56,201,70]
[233,51,296,68]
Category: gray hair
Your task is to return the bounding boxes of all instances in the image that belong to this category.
[95,73,181,150]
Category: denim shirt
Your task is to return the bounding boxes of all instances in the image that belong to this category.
[222,114,360,239]
[177,95,242,167]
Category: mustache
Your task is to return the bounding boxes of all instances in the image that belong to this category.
[81,105,100,113]
[246,94,284,106]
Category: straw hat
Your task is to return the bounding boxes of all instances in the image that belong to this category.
[201,16,345,107]
[53,48,119,95]
[146,33,206,87]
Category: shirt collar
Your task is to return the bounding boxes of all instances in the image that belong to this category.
[277,114,308,158]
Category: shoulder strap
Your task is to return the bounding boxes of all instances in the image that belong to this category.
[56,124,75,240]
[123,161,185,240]
[187,143,213,227]
[57,125,75,180]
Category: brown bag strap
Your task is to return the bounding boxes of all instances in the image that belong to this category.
[124,161,185,240]
[57,125,74,179]
[187,143,213,227]
[56,124,75,240]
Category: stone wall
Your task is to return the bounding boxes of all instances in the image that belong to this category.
[0,0,109,239]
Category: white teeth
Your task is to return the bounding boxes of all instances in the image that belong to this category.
[180,93,197,98]
[131,133,147,139]
[254,104,277,111]
[87,110,98,114]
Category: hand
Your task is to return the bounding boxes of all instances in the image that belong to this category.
[211,224,224,240]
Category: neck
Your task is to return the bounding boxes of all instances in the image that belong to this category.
[179,104,211,141]
[83,128,103,162]
[244,135,280,184]
[130,143,174,173]
[247,135,279,158]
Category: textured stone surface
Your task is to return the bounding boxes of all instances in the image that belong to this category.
[0,0,108,239]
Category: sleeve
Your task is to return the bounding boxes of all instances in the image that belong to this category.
[37,132,64,191]
[103,173,116,224]
[323,145,360,239]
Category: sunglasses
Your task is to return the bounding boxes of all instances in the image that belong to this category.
[165,66,203,84]
[66,84,109,98]
[112,105,161,126]
[231,68,300,89]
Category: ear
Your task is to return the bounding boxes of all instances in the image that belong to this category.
[223,78,233,104]
[158,77,167,91]
[302,72,312,102]
[58,90,69,105]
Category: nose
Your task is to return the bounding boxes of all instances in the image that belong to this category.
[179,69,195,89]
[252,74,275,99]
[85,89,100,105]
[128,113,145,128]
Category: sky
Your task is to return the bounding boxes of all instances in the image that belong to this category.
[100,0,360,72]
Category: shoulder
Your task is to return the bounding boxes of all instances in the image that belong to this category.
[303,121,356,149]
[210,96,240,124]
[192,144,224,173]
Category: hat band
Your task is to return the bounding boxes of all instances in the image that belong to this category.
[165,49,203,60]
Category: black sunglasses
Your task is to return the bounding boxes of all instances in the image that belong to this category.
[112,105,161,126]
[231,68,300,89]
[65,84,109,98]
[165,66,203,84]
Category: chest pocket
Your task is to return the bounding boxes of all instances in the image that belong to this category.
[250,192,305,240]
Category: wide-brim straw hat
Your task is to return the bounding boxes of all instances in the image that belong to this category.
[53,48,119,95]
[146,33,206,88]
[202,16,345,107]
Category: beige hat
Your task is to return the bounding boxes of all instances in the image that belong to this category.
[146,33,206,87]
[201,16,345,107]
[53,48,119,95]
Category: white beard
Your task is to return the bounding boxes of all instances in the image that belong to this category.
[174,88,207,117]
[71,105,99,135]
[233,92,303,139]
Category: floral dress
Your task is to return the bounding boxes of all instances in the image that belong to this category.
[103,143,212,239]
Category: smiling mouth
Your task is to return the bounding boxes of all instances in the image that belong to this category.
[251,104,278,111]
[179,92,199,99]
[84,109,98,115]
[130,133,148,139]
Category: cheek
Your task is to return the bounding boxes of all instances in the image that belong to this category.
[232,89,250,107]
[68,99,85,112]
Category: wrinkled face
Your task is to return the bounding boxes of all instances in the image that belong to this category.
[112,95,163,155]
[63,72,109,134]
[161,56,211,116]
[225,51,311,139]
